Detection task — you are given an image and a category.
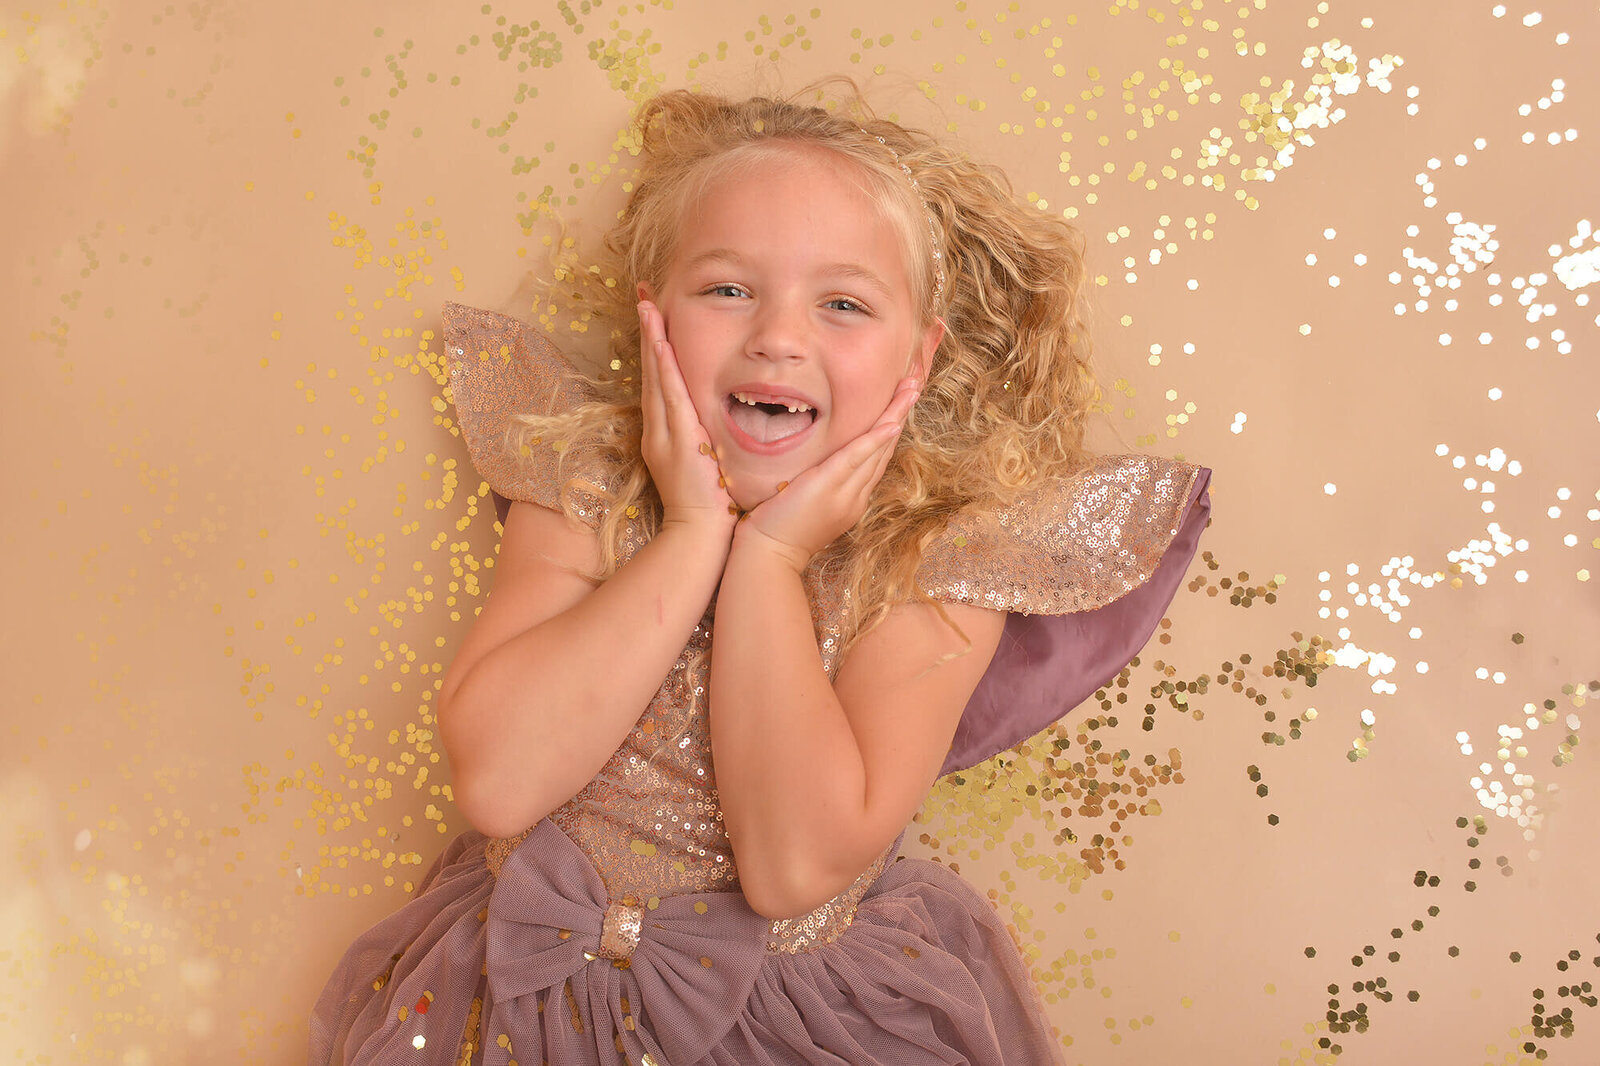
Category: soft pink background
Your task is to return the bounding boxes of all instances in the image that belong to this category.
[3,1,1596,1062]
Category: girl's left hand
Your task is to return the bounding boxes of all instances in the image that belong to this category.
[735,376,921,573]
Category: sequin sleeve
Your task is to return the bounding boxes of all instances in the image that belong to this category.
[439,300,614,528]
[918,454,1213,775]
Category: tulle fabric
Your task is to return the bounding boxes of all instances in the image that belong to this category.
[309,824,1068,1066]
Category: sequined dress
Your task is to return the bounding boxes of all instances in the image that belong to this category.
[307,302,1213,1066]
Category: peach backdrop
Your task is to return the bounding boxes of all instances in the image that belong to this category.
[3,0,1597,1063]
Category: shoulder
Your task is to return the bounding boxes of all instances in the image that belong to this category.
[832,598,1005,792]
[475,499,603,641]
[837,598,1005,693]
[438,500,601,707]
[498,499,605,578]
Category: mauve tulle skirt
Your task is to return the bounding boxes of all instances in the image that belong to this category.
[308,819,1069,1065]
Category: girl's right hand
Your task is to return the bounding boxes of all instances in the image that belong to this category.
[637,299,738,538]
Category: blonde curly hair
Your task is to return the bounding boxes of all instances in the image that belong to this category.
[513,78,1099,659]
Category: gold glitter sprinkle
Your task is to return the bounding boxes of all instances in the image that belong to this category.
[371,951,403,992]
[454,997,483,1066]
[563,977,584,1033]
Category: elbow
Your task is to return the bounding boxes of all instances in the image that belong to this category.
[738,882,804,922]
[736,858,845,922]
[727,816,870,920]
[439,683,538,838]
[443,726,544,841]
[449,766,546,840]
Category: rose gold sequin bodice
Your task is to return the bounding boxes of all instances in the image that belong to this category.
[441,301,899,953]
[481,565,895,955]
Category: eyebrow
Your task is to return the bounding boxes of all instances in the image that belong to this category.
[680,248,895,299]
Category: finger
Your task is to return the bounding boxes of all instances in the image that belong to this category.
[863,378,919,441]
[638,302,665,432]
[653,329,699,431]
[816,439,896,530]
[877,376,922,428]
[813,419,901,487]
[637,302,688,423]
[841,425,901,499]
[864,421,902,485]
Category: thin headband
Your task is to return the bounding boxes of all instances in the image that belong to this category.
[861,129,947,305]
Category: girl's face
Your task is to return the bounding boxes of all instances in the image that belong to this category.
[648,144,943,510]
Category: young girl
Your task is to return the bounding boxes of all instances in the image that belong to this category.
[310,83,1211,1066]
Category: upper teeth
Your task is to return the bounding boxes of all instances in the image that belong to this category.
[733,391,813,414]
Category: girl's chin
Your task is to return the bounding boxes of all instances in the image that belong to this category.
[724,470,795,512]
[728,483,780,511]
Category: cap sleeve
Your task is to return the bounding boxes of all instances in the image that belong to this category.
[922,455,1213,776]
[440,301,613,527]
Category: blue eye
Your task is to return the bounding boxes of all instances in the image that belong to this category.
[825,297,867,313]
[705,284,748,299]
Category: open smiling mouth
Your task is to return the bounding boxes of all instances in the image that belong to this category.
[724,391,819,445]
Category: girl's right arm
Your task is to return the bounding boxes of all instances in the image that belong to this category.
[438,300,736,839]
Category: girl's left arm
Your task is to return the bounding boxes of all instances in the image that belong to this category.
[710,534,1005,920]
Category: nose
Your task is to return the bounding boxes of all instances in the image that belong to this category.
[744,296,810,364]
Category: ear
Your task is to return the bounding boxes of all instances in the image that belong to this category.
[636,281,655,304]
[910,316,946,385]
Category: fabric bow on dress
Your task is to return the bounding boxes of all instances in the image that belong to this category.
[482,820,772,1066]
